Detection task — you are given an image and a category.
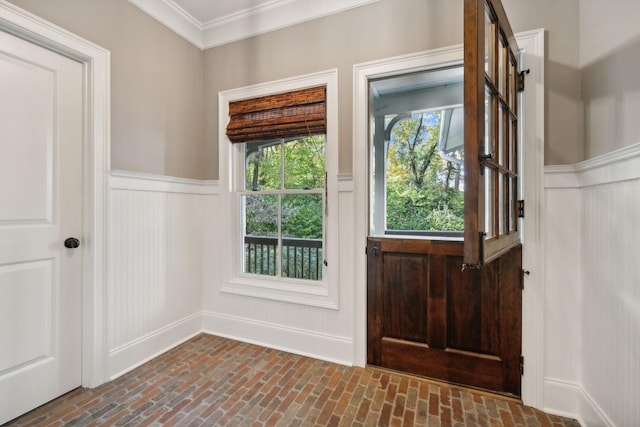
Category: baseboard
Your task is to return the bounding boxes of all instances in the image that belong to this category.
[201,310,353,366]
[577,386,616,427]
[108,312,202,379]
[543,378,614,427]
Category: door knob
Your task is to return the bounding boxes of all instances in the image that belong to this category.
[370,247,380,257]
[64,237,80,249]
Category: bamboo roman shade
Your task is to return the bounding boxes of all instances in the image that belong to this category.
[226,86,326,143]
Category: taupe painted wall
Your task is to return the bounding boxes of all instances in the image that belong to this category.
[8,0,205,179]
[204,0,583,178]
[203,0,466,178]
[9,0,586,178]
[503,0,582,165]
[580,0,640,159]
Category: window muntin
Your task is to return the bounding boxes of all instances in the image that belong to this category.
[240,136,326,282]
[463,0,521,266]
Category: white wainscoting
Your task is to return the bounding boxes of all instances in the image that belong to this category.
[107,171,211,378]
[107,170,358,376]
[544,144,640,426]
[201,175,357,366]
[105,155,640,426]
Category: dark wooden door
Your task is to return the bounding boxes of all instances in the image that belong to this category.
[367,238,522,396]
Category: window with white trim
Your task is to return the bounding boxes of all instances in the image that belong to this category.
[219,70,339,307]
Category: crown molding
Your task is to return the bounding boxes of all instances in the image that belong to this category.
[128,0,204,48]
[128,0,379,50]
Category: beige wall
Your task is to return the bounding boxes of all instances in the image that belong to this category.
[9,0,205,179]
[580,0,640,159]
[204,0,465,178]
[204,0,583,178]
[503,0,583,165]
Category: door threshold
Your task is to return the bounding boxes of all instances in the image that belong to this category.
[366,364,522,403]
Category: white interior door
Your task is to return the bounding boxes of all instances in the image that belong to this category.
[0,29,83,424]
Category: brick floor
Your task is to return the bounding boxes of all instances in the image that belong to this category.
[4,334,580,426]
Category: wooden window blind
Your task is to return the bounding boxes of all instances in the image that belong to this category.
[226,86,326,143]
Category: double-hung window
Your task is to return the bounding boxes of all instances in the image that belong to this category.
[220,71,338,307]
[241,136,325,281]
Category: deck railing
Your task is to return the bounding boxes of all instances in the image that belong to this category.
[244,235,323,281]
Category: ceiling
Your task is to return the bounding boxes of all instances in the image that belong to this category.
[128,0,379,50]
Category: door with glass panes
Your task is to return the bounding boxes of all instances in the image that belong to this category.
[367,0,523,396]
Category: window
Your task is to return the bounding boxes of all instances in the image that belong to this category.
[241,136,325,281]
[369,66,465,238]
[219,70,338,308]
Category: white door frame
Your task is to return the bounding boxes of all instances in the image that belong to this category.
[353,29,545,408]
[0,1,110,388]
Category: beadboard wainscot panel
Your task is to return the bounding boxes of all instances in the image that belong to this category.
[107,170,212,378]
[543,143,640,426]
[543,165,582,421]
[202,175,356,365]
[578,144,640,427]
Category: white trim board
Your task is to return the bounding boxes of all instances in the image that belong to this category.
[545,142,640,188]
[128,0,380,50]
[108,313,202,380]
[110,169,219,195]
[217,69,341,310]
[543,378,614,427]
[0,1,111,388]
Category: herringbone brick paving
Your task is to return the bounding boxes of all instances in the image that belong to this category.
[5,334,580,426]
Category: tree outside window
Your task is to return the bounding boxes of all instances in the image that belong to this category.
[384,111,464,234]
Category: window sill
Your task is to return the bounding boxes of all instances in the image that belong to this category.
[221,276,339,310]
[369,231,464,242]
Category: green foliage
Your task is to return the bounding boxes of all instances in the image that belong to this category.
[282,194,322,239]
[245,135,325,191]
[244,195,277,236]
[241,111,465,280]
[385,112,464,232]
[283,136,325,189]
[244,135,325,240]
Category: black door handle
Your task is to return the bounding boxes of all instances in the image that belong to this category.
[64,237,80,249]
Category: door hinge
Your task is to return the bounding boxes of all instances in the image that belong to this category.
[520,269,530,289]
[520,355,525,375]
[517,69,530,92]
[518,200,525,218]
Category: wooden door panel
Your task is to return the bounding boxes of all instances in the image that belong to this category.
[380,339,505,392]
[367,237,522,396]
[497,244,523,394]
[447,258,500,356]
[383,252,428,343]
[427,254,447,349]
